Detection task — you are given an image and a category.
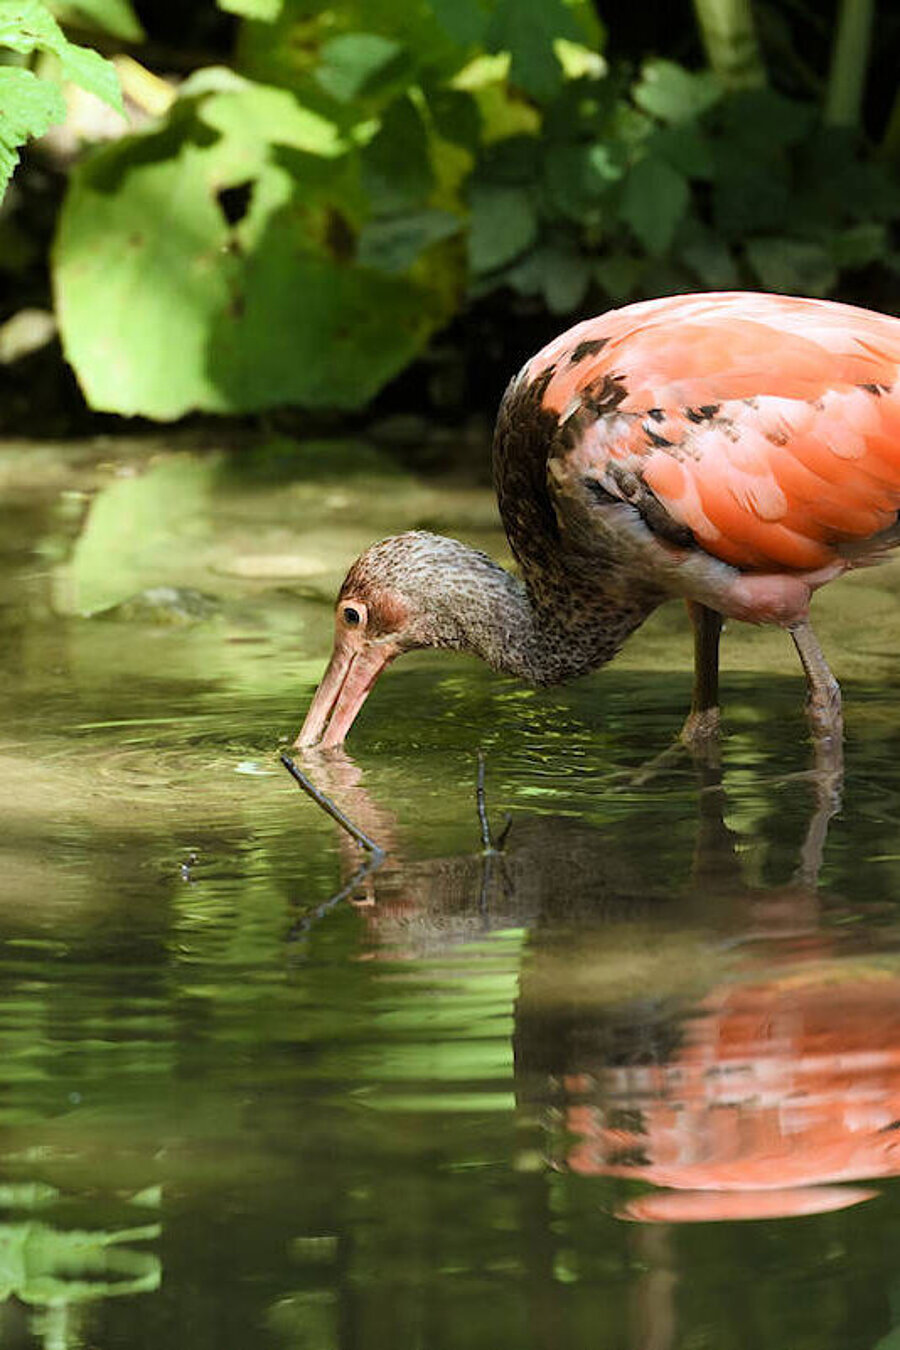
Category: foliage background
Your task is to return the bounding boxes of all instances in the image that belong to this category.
[2,0,900,437]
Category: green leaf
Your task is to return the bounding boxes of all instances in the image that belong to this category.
[361,94,433,212]
[830,222,888,269]
[620,157,689,256]
[540,244,591,313]
[200,83,346,158]
[649,124,714,180]
[315,32,406,105]
[54,101,460,417]
[715,89,814,154]
[48,0,144,41]
[0,65,65,196]
[680,229,740,287]
[467,183,537,274]
[505,241,591,313]
[424,85,481,151]
[423,0,488,48]
[633,59,722,124]
[745,237,837,296]
[713,149,789,236]
[217,0,282,18]
[0,0,123,112]
[593,253,645,301]
[485,0,581,100]
[357,208,461,272]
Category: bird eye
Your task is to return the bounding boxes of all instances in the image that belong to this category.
[342,606,362,626]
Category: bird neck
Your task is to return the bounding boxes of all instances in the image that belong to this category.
[446,549,655,686]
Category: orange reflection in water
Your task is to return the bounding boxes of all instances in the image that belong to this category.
[566,961,900,1221]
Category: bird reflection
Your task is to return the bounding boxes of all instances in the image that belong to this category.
[292,752,900,1225]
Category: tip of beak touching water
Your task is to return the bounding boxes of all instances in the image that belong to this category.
[294,635,399,750]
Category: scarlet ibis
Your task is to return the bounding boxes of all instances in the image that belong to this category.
[297,292,900,752]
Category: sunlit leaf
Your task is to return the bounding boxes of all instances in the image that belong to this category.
[55,96,459,417]
[315,32,407,105]
[0,0,122,112]
[632,59,721,124]
[0,66,64,194]
[48,0,143,41]
[485,0,581,100]
[218,0,282,17]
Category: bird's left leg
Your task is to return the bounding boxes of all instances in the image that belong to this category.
[681,601,723,749]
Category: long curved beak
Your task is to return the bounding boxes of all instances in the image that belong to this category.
[294,636,398,749]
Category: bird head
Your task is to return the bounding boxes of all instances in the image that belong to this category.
[294,532,495,749]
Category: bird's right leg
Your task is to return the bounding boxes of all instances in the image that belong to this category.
[680,601,723,750]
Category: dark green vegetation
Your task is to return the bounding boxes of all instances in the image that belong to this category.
[2,0,900,426]
[3,437,900,1348]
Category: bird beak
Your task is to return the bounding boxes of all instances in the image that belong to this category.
[294,635,399,749]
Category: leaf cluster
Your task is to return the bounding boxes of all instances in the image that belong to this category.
[25,0,900,417]
[0,0,122,196]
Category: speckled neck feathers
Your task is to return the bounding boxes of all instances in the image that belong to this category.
[342,531,654,686]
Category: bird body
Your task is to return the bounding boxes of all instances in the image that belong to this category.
[297,292,900,752]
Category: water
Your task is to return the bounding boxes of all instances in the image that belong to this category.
[1,436,900,1349]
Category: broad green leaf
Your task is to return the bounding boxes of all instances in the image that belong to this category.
[424,0,488,47]
[649,124,714,179]
[503,240,590,312]
[55,105,459,417]
[593,253,645,301]
[0,0,122,112]
[467,182,537,274]
[48,0,143,41]
[315,32,406,105]
[0,65,64,195]
[716,88,814,154]
[361,93,433,211]
[553,37,605,80]
[680,230,740,287]
[830,222,888,269]
[485,0,581,100]
[620,156,689,256]
[200,83,345,157]
[713,149,789,236]
[745,236,837,296]
[357,208,461,271]
[633,59,721,124]
[424,85,481,151]
[218,0,282,18]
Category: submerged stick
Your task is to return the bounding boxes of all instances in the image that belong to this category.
[476,750,512,855]
[280,753,385,860]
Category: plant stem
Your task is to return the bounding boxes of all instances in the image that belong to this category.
[692,0,766,89]
[824,0,875,128]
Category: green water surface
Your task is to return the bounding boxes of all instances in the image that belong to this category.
[1,434,900,1350]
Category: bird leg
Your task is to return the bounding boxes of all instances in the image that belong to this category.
[680,601,723,750]
[789,621,844,797]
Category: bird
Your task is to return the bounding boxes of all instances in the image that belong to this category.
[295,291,900,755]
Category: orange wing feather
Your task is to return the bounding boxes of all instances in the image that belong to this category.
[529,293,900,571]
